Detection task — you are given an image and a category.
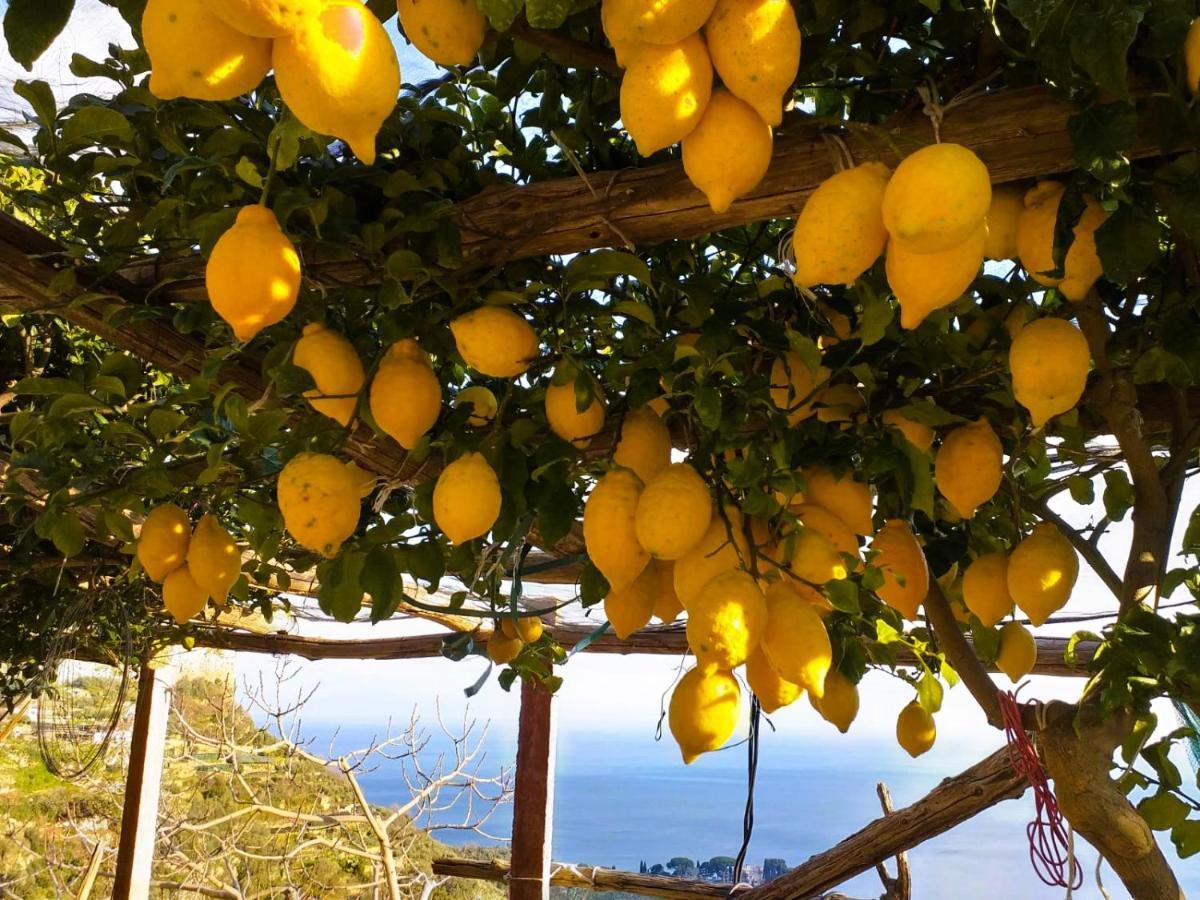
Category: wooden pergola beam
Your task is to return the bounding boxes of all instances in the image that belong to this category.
[432,857,733,899]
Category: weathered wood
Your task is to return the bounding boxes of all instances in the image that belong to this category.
[76,838,106,900]
[746,748,1027,900]
[431,857,734,900]
[510,678,557,900]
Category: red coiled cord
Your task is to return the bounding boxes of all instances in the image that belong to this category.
[999,688,1082,890]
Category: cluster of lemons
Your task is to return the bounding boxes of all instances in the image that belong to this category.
[136,506,241,624]
[604,0,800,214]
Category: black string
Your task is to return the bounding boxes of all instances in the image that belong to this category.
[732,696,761,889]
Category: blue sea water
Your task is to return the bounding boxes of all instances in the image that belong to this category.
[305,723,1200,899]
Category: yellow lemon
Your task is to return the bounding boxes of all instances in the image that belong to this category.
[882,409,936,453]
[585,469,651,593]
[961,552,1014,627]
[603,0,718,45]
[293,323,365,426]
[935,417,1003,518]
[792,163,890,288]
[682,89,773,214]
[277,452,362,558]
[206,206,301,342]
[601,0,648,66]
[613,406,672,485]
[450,306,540,378]
[1007,523,1078,626]
[273,0,400,165]
[1004,303,1038,340]
[620,33,713,157]
[187,514,241,604]
[886,223,986,329]
[803,468,874,536]
[501,616,544,644]
[605,562,659,639]
[996,621,1037,683]
[433,452,502,544]
[669,666,741,764]
[745,648,801,714]
[163,564,209,624]
[209,0,320,36]
[760,580,832,697]
[487,631,523,665]
[137,503,191,583]
[896,701,936,758]
[384,338,432,367]
[786,503,860,585]
[814,383,865,427]
[686,571,767,669]
[1188,18,1200,93]
[143,0,271,100]
[984,185,1024,260]
[673,510,748,606]
[705,0,801,126]
[809,668,859,733]
[1009,317,1091,427]
[870,519,929,620]
[650,559,684,622]
[456,385,498,428]
[545,374,606,447]
[635,463,713,560]
[1016,181,1107,301]
[370,343,442,449]
[882,143,992,253]
[397,0,486,67]
[769,352,827,424]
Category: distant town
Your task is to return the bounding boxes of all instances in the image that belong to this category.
[636,856,789,886]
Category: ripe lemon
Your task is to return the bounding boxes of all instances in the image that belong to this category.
[602,0,717,45]
[501,616,544,643]
[143,0,271,100]
[397,0,486,67]
[896,701,936,758]
[163,564,209,624]
[277,452,362,558]
[792,163,891,288]
[584,469,651,592]
[996,621,1037,683]
[1009,317,1091,427]
[450,306,539,378]
[620,33,713,157]
[669,665,741,764]
[345,461,377,499]
[935,417,1003,519]
[613,406,672,485]
[814,383,865,427]
[1188,18,1200,93]
[209,0,319,36]
[206,206,301,342]
[650,559,684,622]
[673,509,748,607]
[882,143,992,253]
[803,468,874,535]
[686,571,767,669]
[546,374,607,448]
[809,668,859,733]
[1004,303,1038,340]
[786,503,859,585]
[870,519,929,620]
[760,580,832,697]
[272,0,401,165]
[606,562,658,639]
[1007,523,1078,626]
[137,503,191,583]
[682,89,773,214]
[635,463,713,560]
[455,385,498,428]
[984,185,1024,260]
[886,222,986,330]
[601,0,647,66]
[705,0,801,127]
[370,343,442,449]
[433,452,502,544]
[961,552,1013,627]
[769,352,827,424]
[488,631,523,665]
[187,514,241,604]
[745,648,801,714]
[293,323,365,426]
[881,409,935,453]
[1016,181,1107,301]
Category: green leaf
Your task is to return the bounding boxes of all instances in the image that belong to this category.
[917,673,943,714]
[612,299,656,327]
[60,106,132,148]
[1131,347,1191,387]
[1006,0,1065,42]
[1102,469,1135,522]
[1095,204,1161,284]
[859,289,893,347]
[694,385,722,430]
[1172,818,1200,858]
[50,510,85,558]
[3,0,74,70]
[1137,792,1190,831]
[234,156,263,189]
[1068,102,1137,180]
[409,540,444,588]
[13,376,87,396]
[13,79,56,128]
[475,0,523,31]
[524,0,572,28]
[784,332,822,375]
[825,579,860,613]
[579,561,608,607]
[1068,1,1145,98]
[317,552,365,623]
[565,250,653,295]
[900,439,935,518]
[361,547,404,622]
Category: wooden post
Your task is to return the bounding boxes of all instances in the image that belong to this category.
[509,678,557,900]
[112,660,174,899]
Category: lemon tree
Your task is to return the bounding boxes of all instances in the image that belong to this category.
[3,0,1200,892]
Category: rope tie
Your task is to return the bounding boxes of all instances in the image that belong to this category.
[729,696,761,896]
[999,689,1082,890]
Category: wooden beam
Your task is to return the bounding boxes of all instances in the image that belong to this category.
[509,678,557,900]
[432,857,732,899]
[112,660,174,900]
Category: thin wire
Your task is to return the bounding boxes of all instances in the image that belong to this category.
[731,696,761,890]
